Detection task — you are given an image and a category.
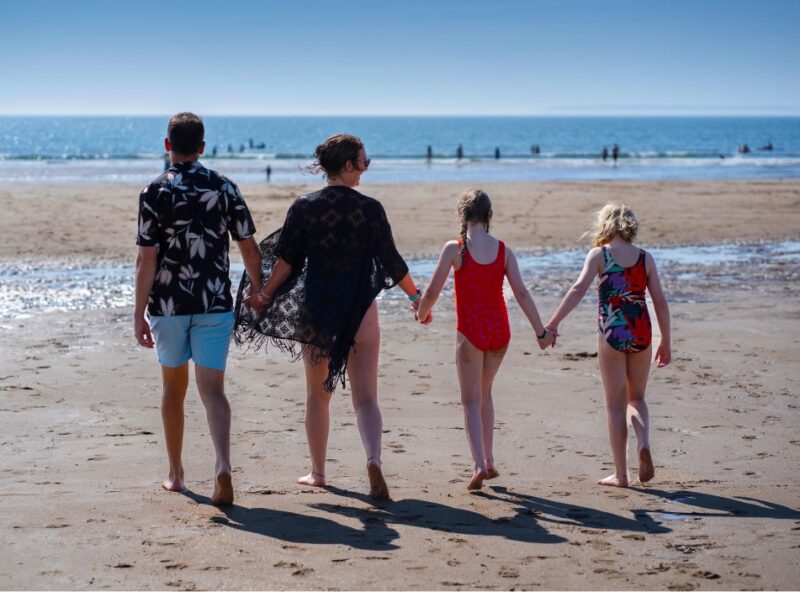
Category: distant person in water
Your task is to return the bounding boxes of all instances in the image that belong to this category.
[494,147,500,159]
[427,145,433,162]
[612,144,620,166]
[602,146,609,162]
[738,144,751,154]
[530,144,540,155]
[163,152,170,172]
[760,141,773,151]
[266,165,272,183]
[212,146,218,157]
[134,112,263,505]
[456,144,464,160]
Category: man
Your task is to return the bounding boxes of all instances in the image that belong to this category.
[134,112,263,505]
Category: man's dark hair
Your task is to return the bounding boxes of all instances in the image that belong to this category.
[311,133,364,178]
[168,112,204,155]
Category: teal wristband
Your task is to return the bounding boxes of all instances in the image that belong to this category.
[408,290,422,302]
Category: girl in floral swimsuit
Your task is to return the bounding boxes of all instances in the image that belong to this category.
[416,189,553,490]
[546,203,672,488]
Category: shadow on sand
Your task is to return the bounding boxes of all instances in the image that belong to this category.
[631,487,800,520]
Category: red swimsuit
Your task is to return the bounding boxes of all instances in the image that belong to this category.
[454,240,511,351]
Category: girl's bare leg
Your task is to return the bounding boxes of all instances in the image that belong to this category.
[456,333,489,490]
[597,336,630,487]
[481,348,506,479]
[347,301,388,499]
[298,350,332,487]
[627,345,654,482]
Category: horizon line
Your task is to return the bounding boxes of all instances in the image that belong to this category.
[1,112,800,118]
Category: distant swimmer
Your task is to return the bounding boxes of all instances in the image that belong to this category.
[239,144,245,153]
[612,143,619,166]
[256,142,266,149]
[456,144,464,160]
[163,152,170,171]
[249,138,254,149]
[494,147,500,159]
[738,144,751,154]
[212,145,218,157]
[602,146,609,162]
[227,143,234,153]
[760,141,773,151]
[426,145,433,161]
[266,165,272,183]
[530,144,540,155]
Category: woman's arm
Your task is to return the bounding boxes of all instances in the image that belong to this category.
[645,252,671,367]
[505,247,550,346]
[546,247,602,336]
[416,241,459,323]
[243,257,292,313]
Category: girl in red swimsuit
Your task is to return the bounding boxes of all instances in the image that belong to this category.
[416,189,553,490]
[546,203,672,488]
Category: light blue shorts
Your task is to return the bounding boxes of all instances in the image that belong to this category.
[149,311,235,371]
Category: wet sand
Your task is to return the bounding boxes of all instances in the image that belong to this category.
[1,179,799,590]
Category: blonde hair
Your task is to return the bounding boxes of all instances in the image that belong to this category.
[457,189,492,255]
[586,202,639,247]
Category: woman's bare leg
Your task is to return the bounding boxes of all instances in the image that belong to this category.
[597,336,630,487]
[456,333,489,490]
[481,348,506,479]
[626,345,654,482]
[347,301,388,499]
[298,350,332,487]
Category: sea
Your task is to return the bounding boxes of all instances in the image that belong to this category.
[0,116,799,184]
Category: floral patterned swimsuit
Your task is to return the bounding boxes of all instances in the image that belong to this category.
[597,246,652,353]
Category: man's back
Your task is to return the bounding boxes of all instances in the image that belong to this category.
[136,161,255,316]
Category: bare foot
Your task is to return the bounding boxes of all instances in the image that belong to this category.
[468,468,488,490]
[485,460,500,480]
[598,473,629,488]
[161,471,185,492]
[297,471,326,487]
[638,447,655,483]
[367,459,390,500]
[211,471,234,506]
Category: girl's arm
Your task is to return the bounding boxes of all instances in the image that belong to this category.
[505,247,551,346]
[645,252,671,367]
[546,247,602,336]
[417,241,459,323]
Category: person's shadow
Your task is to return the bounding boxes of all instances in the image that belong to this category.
[314,486,566,544]
[182,490,400,550]
[475,485,672,534]
[630,487,800,520]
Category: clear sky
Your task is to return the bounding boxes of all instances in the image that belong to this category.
[1,0,798,116]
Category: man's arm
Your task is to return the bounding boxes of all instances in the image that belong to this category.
[236,236,263,294]
[134,246,158,347]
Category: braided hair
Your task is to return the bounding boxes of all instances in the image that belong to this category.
[456,189,493,255]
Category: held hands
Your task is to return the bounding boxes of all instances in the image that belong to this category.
[655,341,671,367]
[535,323,559,350]
[243,286,270,314]
[412,298,433,325]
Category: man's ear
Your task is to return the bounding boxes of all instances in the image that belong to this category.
[198,140,205,156]
[164,138,171,152]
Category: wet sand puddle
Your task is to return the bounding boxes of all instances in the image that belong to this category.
[1,240,798,320]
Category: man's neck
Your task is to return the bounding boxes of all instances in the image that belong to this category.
[170,153,200,165]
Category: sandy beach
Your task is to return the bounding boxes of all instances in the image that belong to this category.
[1,179,799,590]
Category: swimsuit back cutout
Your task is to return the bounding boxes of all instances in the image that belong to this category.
[597,246,652,353]
[454,239,511,352]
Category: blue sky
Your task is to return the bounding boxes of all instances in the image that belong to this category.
[1,0,798,115]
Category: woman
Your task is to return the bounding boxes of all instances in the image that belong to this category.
[236,134,424,499]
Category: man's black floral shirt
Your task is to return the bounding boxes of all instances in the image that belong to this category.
[136,161,256,316]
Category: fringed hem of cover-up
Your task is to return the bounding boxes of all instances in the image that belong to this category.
[232,228,349,393]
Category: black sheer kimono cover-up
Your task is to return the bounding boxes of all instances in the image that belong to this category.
[234,186,409,393]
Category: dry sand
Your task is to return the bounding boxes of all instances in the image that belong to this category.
[1,180,799,590]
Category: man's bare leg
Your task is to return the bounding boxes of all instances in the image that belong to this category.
[161,363,189,492]
[195,364,233,505]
